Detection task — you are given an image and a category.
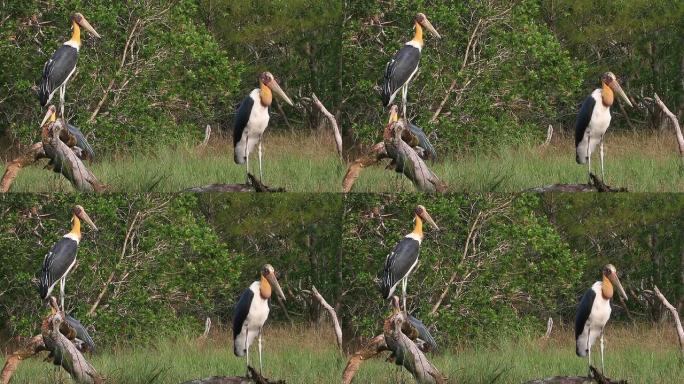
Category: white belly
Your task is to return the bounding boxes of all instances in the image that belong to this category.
[576,288,611,356]
[234,293,270,356]
[235,102,269,164]
[576,101,611,163]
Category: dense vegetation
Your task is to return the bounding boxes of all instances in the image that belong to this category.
[1,194,681,348]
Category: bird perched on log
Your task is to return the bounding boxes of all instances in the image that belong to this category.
[575,264,628,376]
[39,13,100,117]
[39,205,98,311]
[41,105,95,161]
[575,72,632,182]
[390,296,437,354]
[386,105,437,163]
[48,296,96,353]
[382,13,441,117]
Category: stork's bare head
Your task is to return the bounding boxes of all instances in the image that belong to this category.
[261,264,286,301]
[72,13,100,38]
[415,13,441,39]
[601,72,632,107]
[414,205,439,230]
[73,205,98,231]
[602,264,627,300]
[260,72,293,106]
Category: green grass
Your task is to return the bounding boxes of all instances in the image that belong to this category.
[5,132,684,192]
[5,326,682,383]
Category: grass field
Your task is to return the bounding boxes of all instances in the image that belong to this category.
[5,326,682,383]
[5,131,684,192]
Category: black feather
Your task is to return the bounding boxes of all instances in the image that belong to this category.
[382,45,421,106]
[232,288,254,343]
[575,95,596,147]
[39,45,78,106]
[39,237,78,299]
[233,96,254,147]
[380,237,420,299]
[574,287,596,353]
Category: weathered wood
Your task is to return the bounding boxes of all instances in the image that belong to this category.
[184,174,285,192]
[310,285,343,352]
[653,285,684,354]
[0,335,46,384]
[526,174,627,193]
[342,142,389,192]
[524,366,626,384]
[312,93,343,162]
[341,335,388,384]
[42,120,105,192]
[653,93,684,165]
[384,120,446,193]
[181,366,285,384]
[0,142,46,192]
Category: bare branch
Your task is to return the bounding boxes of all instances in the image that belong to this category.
[653,285,684,354]
[0,142,46,192]
[312,93,343,162]
[311,285,343,352]
[653,93,684,166]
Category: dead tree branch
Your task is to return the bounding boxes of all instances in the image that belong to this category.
[653,93,684,166]
[524,366,626,384]
[181,366,285,384]
[312,93,343,162]
[310,285,343,352]
[0,142,46,192]
[0,335,46,384]
[341,335,388,384]
[342,142,389,192]
[185,174,286,192]
[653,285,684,354]
[526,173,627,193]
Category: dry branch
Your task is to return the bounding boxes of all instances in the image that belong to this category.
[181,366,285,384]
[653,93,684,166]
[524,366,626,384]
[342,335,388,384]
[652,285,684,354]
[196,124,212,149]
[526,174,627,193]
[0,142,46,192]
[184,174,285,192]
[310,285,343,351]
[342,142,389,192]
[312,93,343,162]
[0,335,46,384]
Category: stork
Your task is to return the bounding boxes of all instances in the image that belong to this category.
[41,105,95,161]
[382,13,440,117]
[381,205,439,313]
[233,72,293,182]
[387,105,437,161]
[232,264,286,374]
[575,264,628,376]
[390,296,438,353]
[39,13,100,117]
[575,72,633,181]
[48,296,96,353]
[39,205,98,311]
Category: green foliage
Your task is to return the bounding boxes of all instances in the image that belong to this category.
[0,1,243,153]
[342,0,585,152]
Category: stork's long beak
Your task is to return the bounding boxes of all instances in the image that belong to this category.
[40,106,56,127]
[268,80,293,106]
[608,81,632,107]
[78,16,101,38]
[608,273,628,301]
[418,209,439,230]
[266,273,286,301]
[388,105,399,124]
[77,210,98,231]
[420,18,441,39]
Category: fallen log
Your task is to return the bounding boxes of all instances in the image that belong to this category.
[524,366,626,384]
[0,142,46,192]
[0,335,46,384]
[526,173,627,193]
[184,174,285,192]
[342,142,390,192]
[181,366,285,384]
[342,335,388,384]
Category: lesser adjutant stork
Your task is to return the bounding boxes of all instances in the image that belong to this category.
[381,205,439,313]
[41,105,95,161]
[233,264,286,373]
[48,296,96,353]
[233,72,293,182]
[387,105,437,161]
[39,205,98,311]
[39,13,100,117]
[382,13,440,117]
[575,264,627,375]
[575,72,633,181]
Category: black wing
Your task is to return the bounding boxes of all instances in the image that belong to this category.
[39,45,78,106]
[39,237,78,299]
[67,123,95,160]
[65,314,96,352]
[574,288,596,340]
[380,237,420,298]
[232,288,254,340]
[382,45,421,106]
[407,314,438,352]
[233,96,254,147]
[409,122,437,161]
[574,95,596,147]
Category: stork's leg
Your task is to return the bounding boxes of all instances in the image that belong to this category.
[59,83,66,117]
[401,276,408,314]
[401,83,408,118]
[244,136,250,184]
[244,328,250,375]
[258,137,264,182]
[586,137,592,183]
[258,328,263,373]
[59,276,66,311]
[599,139,605,182]
[600,331,605,375]
[587,328,592,377]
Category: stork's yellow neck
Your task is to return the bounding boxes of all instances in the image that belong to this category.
[68,20,82,47]
[388,110,398,124]
[69,214,82,240]
[260,275,272,299]
[259,81,272,107]
[411,215,423,238]
[602,275,613,300]
[601,82,614,107]
[411,22,424,47]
